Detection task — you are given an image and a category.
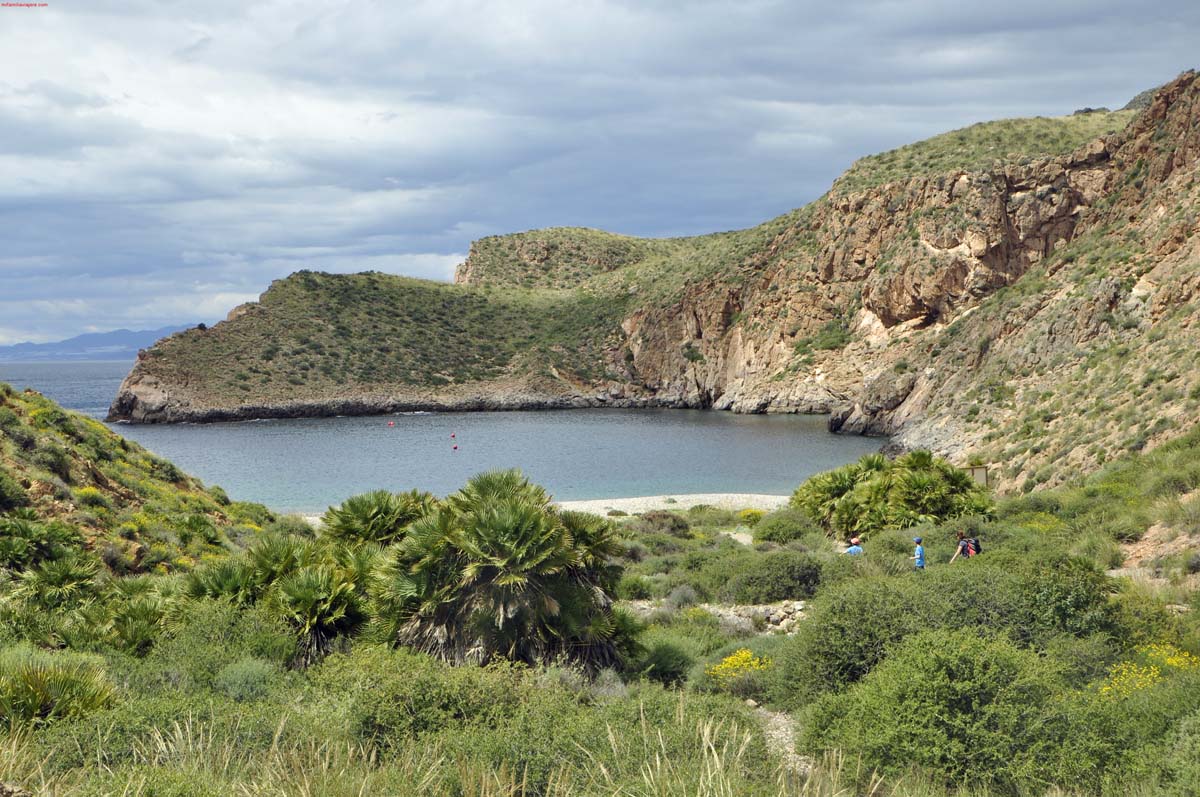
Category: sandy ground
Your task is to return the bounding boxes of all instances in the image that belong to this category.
[554,493,789,515]
[300,492,789,526]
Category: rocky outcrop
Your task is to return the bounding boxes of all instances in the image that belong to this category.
[109,72,1200,491]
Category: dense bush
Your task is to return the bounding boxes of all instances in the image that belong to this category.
[308,645,530,744]
[801,629,1065,788]
[629,510,691,537]
[752,507,820,544]
[792,451,992,539]
[214,657,278,702]
[774,555,1118,705]
[718,551,822,603]
[133,600,296,691]
[0,466,29,511]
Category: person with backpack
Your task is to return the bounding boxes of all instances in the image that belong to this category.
[948,530,981,563]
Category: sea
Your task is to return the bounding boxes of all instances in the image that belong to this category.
[0,361,881,514]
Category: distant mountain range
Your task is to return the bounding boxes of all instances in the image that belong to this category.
[0,325,191,362]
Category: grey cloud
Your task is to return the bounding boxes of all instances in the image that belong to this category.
[0,0,1197,342]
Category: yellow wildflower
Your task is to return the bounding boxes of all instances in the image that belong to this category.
[705,648,772,686]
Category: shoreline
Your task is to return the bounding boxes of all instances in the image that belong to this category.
[299,492,790,526]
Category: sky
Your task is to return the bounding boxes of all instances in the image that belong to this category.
[1,1,1197,344]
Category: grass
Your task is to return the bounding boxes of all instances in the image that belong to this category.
[832,110,1136,195]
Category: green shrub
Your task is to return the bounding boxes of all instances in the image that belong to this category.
[135,601,295,691]
[718,551,821,604]
[73,486,111,510]
[214,658,278,702]
[737,508,766,526]
[432,682,770,794]
[630,510,691,537]
[638,638,695,686]
[0,645,115,726]
[1164,709,1200,796]
[752,507,820,544]
[0,466,29,511]
[1046,659,1200,790]
[692,635,789,702]
[801,629,1064,788]
[308,645,528,745]
[616,573,652,599]
[774,556,1117,705]
[32,444,72,482]
[663,584,699,611]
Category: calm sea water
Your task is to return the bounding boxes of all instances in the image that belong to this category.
[0,361,880,513]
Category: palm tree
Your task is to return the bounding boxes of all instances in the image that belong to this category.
[320,489,436,546]
[275,565,365,667]
[246,535,315,594]
[183,558,256,605]
[795,450,992,539]
[370,470,625,669]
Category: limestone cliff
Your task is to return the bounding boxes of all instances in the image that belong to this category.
[111,72,1200,492]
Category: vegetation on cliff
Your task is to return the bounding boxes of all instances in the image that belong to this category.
[0,382,274,574]
[831,109,1134,195]
[107,73,1200,501]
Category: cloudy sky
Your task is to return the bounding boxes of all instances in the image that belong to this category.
[1,1,1197,343]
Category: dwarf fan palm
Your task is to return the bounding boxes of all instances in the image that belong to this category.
[371,470,625,669]
[246,535,315,593]
[183,558,256,605]
[275,565,365,667]
[0,646,114,726]
[15,555,98,610]
[321,489,436,546]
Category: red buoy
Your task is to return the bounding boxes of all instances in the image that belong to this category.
[450,433,456,438]
[387,421,395,427]
[452,445,458,450]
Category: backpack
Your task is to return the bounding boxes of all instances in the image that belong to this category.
[966,538,981,557]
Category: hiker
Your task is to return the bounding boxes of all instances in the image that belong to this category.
[948,530,981,563]
[844,537,864,555]
[911,536,925,570]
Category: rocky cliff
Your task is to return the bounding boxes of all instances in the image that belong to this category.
[110,72,1200,492]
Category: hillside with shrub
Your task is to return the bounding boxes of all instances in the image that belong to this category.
[0,382,278,575]
[108,73,1200,496]
[7,384,1200,793]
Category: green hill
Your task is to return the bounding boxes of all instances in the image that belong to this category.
[108,73,1200,497]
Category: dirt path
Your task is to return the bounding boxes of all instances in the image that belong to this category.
[721,528,754,545]
[755,707,808,775]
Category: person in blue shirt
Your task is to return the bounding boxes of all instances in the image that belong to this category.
[844,537,864,555]
[911,537,925,570]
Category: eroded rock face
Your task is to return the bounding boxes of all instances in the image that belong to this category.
[109,73,1200,491]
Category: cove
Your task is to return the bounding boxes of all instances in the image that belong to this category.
[1,361,882,514]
